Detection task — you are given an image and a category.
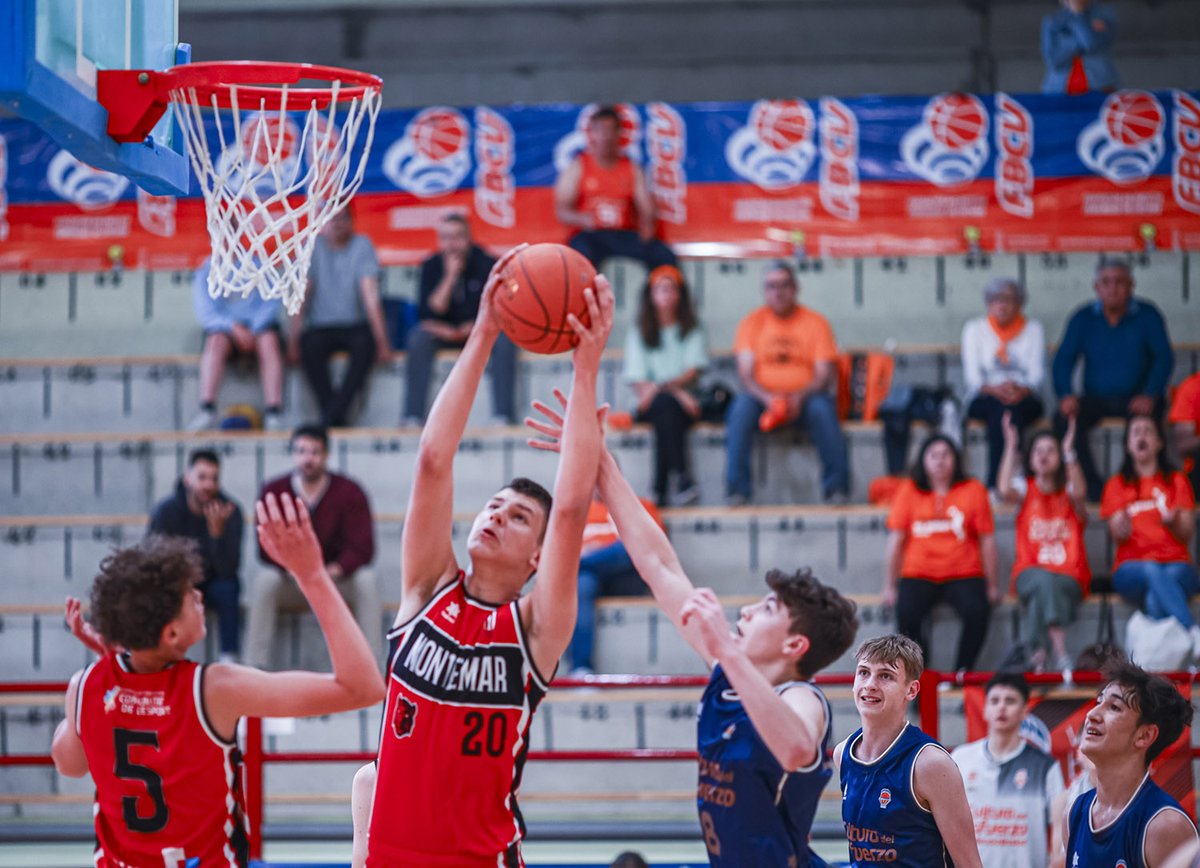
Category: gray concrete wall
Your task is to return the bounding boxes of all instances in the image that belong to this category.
[180,0,1200,108]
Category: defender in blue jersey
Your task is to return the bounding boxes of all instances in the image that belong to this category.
[527,398,859,867]
[835,634,982,868]
[1062,659,1195,868]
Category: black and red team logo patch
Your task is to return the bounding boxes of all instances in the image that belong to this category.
[392,696,418,740]
[878,787,892,809]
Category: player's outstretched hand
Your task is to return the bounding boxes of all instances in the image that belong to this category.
[475,243,529,337]
[526,387,609,453]
[567,275,615,372]
[65,596,110,656]
[679,588,736,663]
[257,493,325,584]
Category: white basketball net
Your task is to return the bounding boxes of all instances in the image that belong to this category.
[172,80,382,314]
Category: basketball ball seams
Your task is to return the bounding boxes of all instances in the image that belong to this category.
[555,246,571,354]
[493,242,596,355]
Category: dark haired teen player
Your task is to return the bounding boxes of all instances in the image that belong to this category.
[356,247,615,867]
[527,391,859,867]
[52,496,385,867]
[1062,659,1196,868]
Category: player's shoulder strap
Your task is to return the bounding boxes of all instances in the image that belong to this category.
[389,572,463,640]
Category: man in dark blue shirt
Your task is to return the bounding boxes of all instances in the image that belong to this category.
[402,213,518,426]
[1052,258,1174,500]
[148,448,243,661]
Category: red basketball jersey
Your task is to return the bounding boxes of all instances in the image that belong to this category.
[367,577,551,867]
[1013,482,1091,592]
[77,654,247,868]
[576,152,637,231]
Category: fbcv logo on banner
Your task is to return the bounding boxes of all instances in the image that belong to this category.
[1077,90,1165,185]
[473,107,516,228]
[646,102,687,225]
[384,107,472,198]
[1174,90,1200,215]
[994,93,1035,219]
[900,93,990,187]
[818,97,860,221]
[726,100,817,190]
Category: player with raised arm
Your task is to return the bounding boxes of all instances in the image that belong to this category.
[526,392,859,867]
[1062,658,1196,868]
[52,494,385,868]
[360,247,614,867]
[835,634,982,868]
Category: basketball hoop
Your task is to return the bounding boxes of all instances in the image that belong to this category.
[99,62,383,314]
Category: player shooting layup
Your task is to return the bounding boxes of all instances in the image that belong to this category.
[356,246,615,867]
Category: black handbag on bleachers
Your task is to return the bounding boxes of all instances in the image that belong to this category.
[1076,577,1122,671]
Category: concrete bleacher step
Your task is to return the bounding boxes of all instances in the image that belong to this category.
[2,252,1196,361]
[0,501,1133,616]
[0,420,1142,516]
[5,337,1199,438]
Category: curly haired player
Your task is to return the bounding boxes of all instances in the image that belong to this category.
[52,495,384,867]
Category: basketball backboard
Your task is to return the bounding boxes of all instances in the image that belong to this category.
[0,0,191,194]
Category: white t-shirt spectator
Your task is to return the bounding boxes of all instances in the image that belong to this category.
[951,738,1065,868]
[961,315,1045,400]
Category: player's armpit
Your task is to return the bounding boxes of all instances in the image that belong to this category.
[51,669,89,777]
[914,745,983,868]
[1145,809,1199,868]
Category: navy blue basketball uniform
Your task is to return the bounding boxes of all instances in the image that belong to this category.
[1066,774,1194,868]
[839,722,953,867]
[696,664,832,867]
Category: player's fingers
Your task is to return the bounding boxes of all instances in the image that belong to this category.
[593,274,615,315]
[280,492,299,527]
[597,405,610,428]
[255,499,270,528]
[580,287,600,328]
[565,313,589,341]
[530,400,564,427]
[525,418,561,440]
[553,387,568,409]
[294,498,312,529]
[526,438,561,454]
[491,243,528,278]
[264,493,283,526]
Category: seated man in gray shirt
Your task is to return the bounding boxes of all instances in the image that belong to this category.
[289,207,391,427]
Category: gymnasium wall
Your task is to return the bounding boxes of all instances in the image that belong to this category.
[179,0,1200,108]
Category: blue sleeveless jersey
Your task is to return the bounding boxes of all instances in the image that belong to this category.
[1066,775,1193,868]
[696,665,832,867]
[839,723,952,867]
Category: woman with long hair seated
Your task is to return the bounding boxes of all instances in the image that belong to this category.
[1102,414,1199,655]
[624,265,708,506]
[997,414,1090,674]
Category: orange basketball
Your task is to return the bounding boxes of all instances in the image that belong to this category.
[493,243,597,354]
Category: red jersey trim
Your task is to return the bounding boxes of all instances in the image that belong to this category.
[386,573,464,641]
[73,661,96,737]
[510,599,553,693]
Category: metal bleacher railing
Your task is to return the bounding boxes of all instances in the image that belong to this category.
[2,669,1197,860]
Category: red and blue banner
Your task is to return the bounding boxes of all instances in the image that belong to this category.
[1,89,1199,270]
